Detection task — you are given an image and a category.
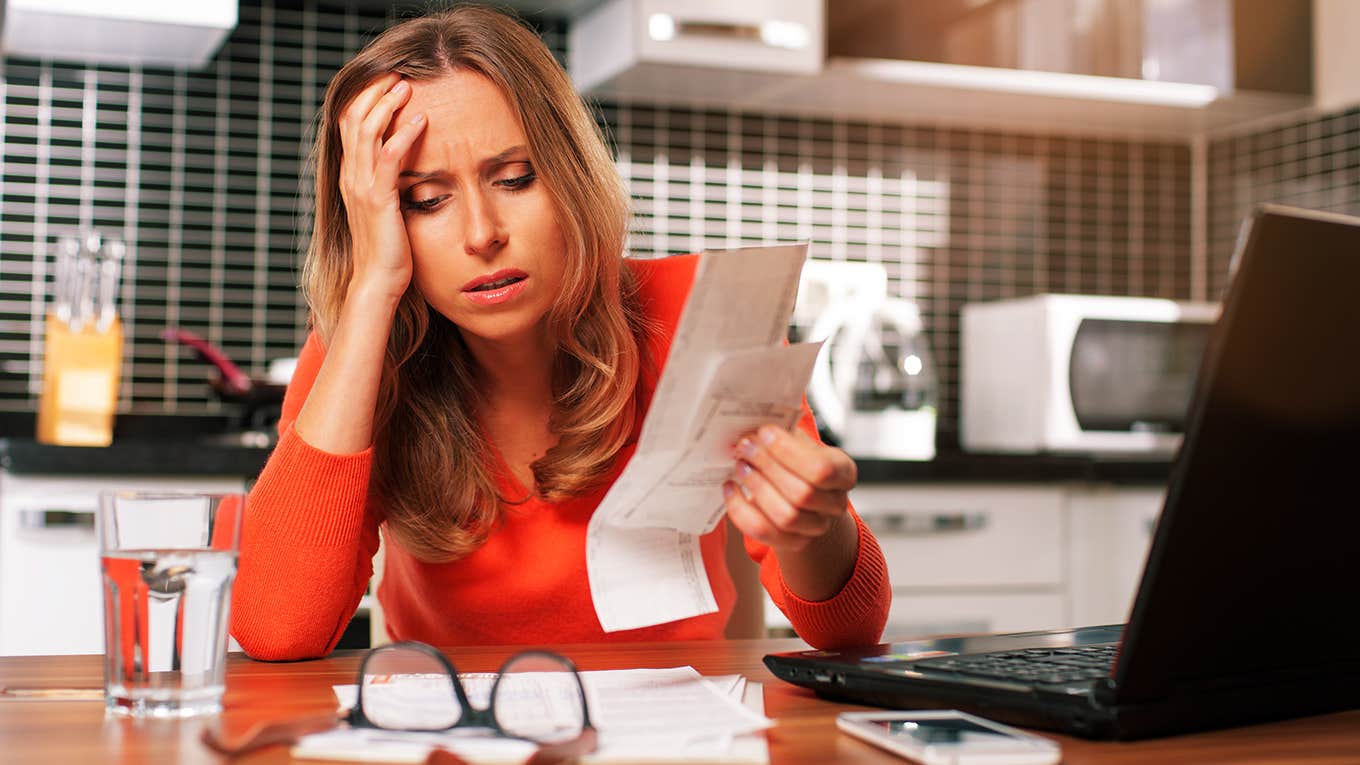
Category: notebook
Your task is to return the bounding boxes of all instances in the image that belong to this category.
[764,204,1360,740]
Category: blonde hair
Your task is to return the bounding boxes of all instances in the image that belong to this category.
[303,5,648,561]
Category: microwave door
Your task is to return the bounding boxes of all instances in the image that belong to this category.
[1068,319,1212,434]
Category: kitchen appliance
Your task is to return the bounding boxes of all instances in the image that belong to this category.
[1,0,238,70]
[570,0,823,99]
[795,261,936,461]
[961,294,1219,455]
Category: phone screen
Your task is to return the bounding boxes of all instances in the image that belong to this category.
[869,718,1018,746]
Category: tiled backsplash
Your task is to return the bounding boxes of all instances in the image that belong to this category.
[1208,109,1360,298]
[9,0,1342,451]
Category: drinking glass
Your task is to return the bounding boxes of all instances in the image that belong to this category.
[97,490,244,718]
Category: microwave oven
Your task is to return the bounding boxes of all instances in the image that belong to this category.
[960,294,1220,455]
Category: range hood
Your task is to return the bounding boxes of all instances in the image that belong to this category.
[568,0,1313,140]
[0,0,237,70]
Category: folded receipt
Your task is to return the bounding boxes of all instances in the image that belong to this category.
[587,243,818,632]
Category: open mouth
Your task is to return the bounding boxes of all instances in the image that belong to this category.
[468,275,526,292]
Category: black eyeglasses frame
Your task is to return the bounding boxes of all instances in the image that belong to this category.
[345,640,596,741]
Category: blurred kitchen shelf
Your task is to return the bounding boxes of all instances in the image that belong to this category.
[579,56,1313,141]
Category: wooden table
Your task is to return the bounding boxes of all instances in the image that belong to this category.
[2,639,1358,763]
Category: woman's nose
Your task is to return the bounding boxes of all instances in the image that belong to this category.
[462,190,506,257]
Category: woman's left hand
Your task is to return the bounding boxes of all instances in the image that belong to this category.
[723,425,858,553]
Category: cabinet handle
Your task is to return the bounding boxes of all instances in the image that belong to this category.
[863,512,989,536]
[674,20,762,42]
[651,17,811,51]
[19,509,96,530]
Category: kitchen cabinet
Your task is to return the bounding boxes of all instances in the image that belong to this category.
[764,482,1165,640]
[1067,485,1164,628]
[0,472,246,656]
[0,0,237,70]
[766,483,1071,639]
[567,0,1311,140]
[1313,0,1360,111]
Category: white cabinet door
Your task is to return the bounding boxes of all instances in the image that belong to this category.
[1067,486,1165,628]
[884,592,1067,641]
[852,484,1067,591]
[772,483,1070,638]
[0,474,245,656]
[0,0,237,69]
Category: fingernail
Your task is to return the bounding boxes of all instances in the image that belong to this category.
[391,80,410,94]
[722,482,735,499]
[758,426,779,445]
[409,113,425,124]
[735,461,753,479]
[736,438,757,459]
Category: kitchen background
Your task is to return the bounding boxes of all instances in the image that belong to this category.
[2,0,1358,654]
[0,0,1224,451]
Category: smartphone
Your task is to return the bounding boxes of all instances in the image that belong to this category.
[836,710,1062,765]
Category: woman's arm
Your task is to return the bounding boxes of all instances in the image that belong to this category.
[296,73,425,453]
[230,334,384,660]
[230,75,428,660]
[723,405,891,648]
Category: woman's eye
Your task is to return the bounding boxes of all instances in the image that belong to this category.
[496,171,536,191]
[402,195,447,212]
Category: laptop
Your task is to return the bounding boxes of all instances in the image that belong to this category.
[765,204,1360,740]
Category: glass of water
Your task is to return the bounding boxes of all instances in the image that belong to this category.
[96,491,244,718]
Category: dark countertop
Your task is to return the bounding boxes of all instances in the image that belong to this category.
[0,413,272,478]
[0,412,1172,484]
[854,452,1172,485]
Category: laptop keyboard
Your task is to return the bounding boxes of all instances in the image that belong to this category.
[913,644,1117,686]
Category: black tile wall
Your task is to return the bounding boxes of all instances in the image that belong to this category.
[1,0,1194,450]
[1208,109,1360,299]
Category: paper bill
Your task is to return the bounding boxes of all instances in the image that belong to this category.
[305,667,771,764]
[587,243,813,632]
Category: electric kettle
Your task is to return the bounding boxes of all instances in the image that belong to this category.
[796,261,937,461]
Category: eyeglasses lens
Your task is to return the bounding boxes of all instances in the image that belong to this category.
[360,646,462,730]
[492,653,587,744]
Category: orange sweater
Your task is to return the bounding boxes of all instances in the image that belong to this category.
[231,254,890,660]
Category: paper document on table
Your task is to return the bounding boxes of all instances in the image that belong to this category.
[587,243,813,633]
[295,667,770,764]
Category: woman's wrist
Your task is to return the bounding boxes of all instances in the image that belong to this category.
[774,511,860,603]
[343,277,406,318]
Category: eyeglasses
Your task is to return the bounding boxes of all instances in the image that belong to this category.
[202,641,597,764]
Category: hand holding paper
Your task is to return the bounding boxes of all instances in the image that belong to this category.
[724,422,858,554]
[586,243,823,633]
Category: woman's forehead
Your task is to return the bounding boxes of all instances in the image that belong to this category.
[389,71,528,163]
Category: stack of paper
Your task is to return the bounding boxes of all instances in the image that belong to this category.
[292,666,771,764]
[586,243,820,632]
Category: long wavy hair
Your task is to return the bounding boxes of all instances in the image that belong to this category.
[302,5,648,561]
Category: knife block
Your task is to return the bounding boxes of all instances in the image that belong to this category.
[36,313,122,447]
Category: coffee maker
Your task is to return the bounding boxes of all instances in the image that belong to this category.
[794,261,937,461]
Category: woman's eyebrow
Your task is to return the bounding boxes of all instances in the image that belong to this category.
[398,145,529,181]
[480,144,529,170]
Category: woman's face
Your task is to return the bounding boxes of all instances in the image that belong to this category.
[392,70,567,350]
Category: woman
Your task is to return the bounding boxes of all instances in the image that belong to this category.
[230,5,890,660]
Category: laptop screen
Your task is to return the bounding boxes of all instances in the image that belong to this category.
[1114,205,1360,702]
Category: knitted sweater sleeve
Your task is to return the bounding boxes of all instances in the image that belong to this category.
[229,332,383,661]
[744,402,892,650]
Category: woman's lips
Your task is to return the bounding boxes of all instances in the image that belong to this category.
[462,269,528,292]
[463,274,528,306]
